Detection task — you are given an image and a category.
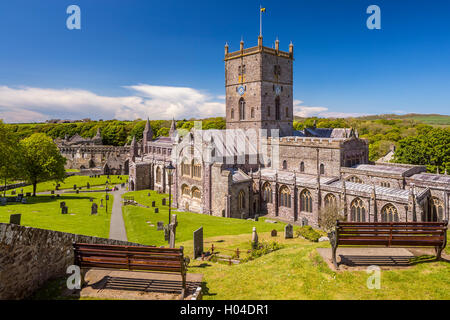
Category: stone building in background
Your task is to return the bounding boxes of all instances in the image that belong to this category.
[129,36,449,226]
[56,128,131,175]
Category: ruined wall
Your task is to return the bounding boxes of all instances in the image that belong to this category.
[0,223,142,300]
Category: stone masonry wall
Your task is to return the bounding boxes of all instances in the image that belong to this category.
[0,223,143,300]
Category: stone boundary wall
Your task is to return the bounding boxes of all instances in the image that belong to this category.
[0,223,144,300]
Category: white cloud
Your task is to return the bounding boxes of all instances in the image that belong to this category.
[293,99,364,118]
[0,85,225,123]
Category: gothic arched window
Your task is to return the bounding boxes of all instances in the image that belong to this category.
[231,108,234,119]
[279,186,291,208]
[275,97,280,120]
[347,176,362,184]
[239,98,245,120]
[238,190,245,210]
[192,187,201,199]
[251,108,255,118]
[324,193,337,208]
[300,189,313,213]
[381,204,399,222]
[262,183,272,203]
[300,162,305,173]
[351,198,366,222]
[282,160,287,170]
[156,167,162,184]
[181,184,190,196]
[320,164,325,175]
[428,197,444,222]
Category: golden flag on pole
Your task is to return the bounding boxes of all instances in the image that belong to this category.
[261,7,266,12]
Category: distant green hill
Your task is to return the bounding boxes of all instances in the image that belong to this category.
[355,114,450,126]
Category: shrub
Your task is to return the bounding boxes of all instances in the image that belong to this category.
[241,241,283,263]
[295,226,321,242]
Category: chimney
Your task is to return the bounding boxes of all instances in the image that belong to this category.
[224,42,229,56]
[289,41,294,56]
[275,38,279,51]
[258,35,263,48]
[240,39,244,51]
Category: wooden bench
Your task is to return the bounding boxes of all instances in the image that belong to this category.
[330,221,448,269]
[73,243,188,297]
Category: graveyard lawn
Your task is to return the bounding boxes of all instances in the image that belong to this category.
[7,175,127,195]
[180,233,450,300]
[122,190,288,246]
[0,192,113,238]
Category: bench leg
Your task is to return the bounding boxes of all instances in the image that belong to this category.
[332,245,339,270]
[435,246,443,261]
[181,272,187,298]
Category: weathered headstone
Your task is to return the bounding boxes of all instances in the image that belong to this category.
[61,206,68,214]
[76,189,79,194]
[252,227,258,249]
[51,190,55,195]
[157,221,164,231]
[162,198,166,206]
[164,225,170,241]
[86,182,90,189]
[152,201,156,207]
[302,218,308,226]
[91,203,98,215]
[271,229,277,237]
[285,224,294,239]
[154,208,159,213]
[10,214,21,225]
[25,192,31,197]
[193,227,204,259]
[254,214,259,221]
[73,184,77,190]
[148,193,151,197]
[169,214,178,248]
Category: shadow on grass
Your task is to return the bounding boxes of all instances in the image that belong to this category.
[201,282,217,297]
[4,195,96,206]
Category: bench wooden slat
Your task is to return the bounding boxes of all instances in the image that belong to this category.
[73,243,188,297]
[331,221,448,270]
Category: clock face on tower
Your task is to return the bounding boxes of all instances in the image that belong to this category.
[275,85,281,96]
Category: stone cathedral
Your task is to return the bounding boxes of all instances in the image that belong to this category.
[129,36,449,227]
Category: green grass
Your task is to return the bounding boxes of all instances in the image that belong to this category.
[181,233,450,300]
[65,169,81,173]
[122,190,287,246]
[7,175,128,195]
[0,192,113,238]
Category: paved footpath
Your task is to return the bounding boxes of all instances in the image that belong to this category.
[109,187,128,241]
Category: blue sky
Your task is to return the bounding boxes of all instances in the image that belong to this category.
[0,0,449,122]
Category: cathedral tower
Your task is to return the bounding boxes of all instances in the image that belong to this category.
[224,36,294,137]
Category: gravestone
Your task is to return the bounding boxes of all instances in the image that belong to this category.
[73,184,77,190]
[21,198,27,204]
[51,190,55,195]
[11,190,16,195]
[154,208,159,214]
[1,198,7,206]
[10,214,21,225]
[26,192,31,197]
[55,186,59,191]
[152,201,156,207]
[169,214,178,248]
[271,229,277,237]
[76,190,79,194]
[148,193,151,197]
[56,194,60,198]
[100,199,104,208]
[86,182,90,189]
[91,203,98,215]
[254,214,259,221]
[284,224,294,239]
[61,206,68,214]
[193,227,204,259]
[251,227,258,249]
[302,218,309,226]
[164,225,170,241]
[162,198,166,206]
[90,198,94,202]
[157,221,164,231]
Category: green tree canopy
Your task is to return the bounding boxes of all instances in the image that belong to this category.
[19,133,67,196]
